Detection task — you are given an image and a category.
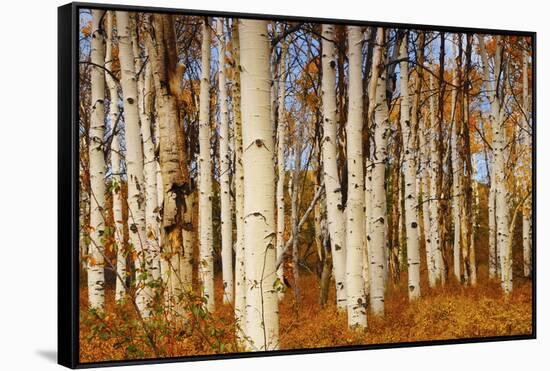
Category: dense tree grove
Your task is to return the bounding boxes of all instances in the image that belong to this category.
[78,9,533,361]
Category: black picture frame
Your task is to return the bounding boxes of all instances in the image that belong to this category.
[58,2,537,368]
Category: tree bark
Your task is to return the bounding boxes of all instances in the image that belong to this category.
[479,35,510,293]
[290,127,302,304]
[369,27,388,316]
[428,72,444,285]
[239,19,279,351]
[275,39,288,301]
[399,33,421,299]
[116,11,150,316]
[87,9,107,311]
[198,18,215,311]
[217,19,234,305]
[522,47,532,278]
[105,11,126,303]
[450,40,462,283]
[143,14,192,318]
[230,22,247,340]
[321,23,347,310]
[345,26,367,328]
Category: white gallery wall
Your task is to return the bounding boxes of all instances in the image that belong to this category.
[0,0,545,370]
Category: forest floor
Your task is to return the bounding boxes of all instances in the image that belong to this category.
[79,267,533,363]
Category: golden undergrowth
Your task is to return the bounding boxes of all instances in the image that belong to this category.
[79,267,532,363]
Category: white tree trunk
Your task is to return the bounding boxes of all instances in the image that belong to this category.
[198,19,215,311]
[364,159,373,297]
[479,35,510,293]
[132,27,161,284]
[116,11,150,316]
[523,199,532,277]
[231,22,247,340]
[217,19,234,304]
[369,28,388,316]
[488,162,497,278]
[87,9,106,311]
[289,129,302,302]
[275,40,288,301]
[105,12,126,303]
[345,26,367,328]
[450,50,462,282]
[418,118,435,286]
[239,19,279,351]
[399,34,421,299]
[428,73,444,284]
[321,23,347,310]
[522,48,532,279]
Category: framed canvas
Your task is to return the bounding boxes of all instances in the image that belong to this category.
[58,2,536,368]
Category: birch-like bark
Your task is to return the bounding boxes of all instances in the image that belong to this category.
[479,35,510,293]
[290,128,302,303]
[428,72,444,284]
[369,27,388,316]
[450,42,462,282]
[364,160,373,296]
[461,35,476,285]
[321,24,347,310]
[217,19,234,304]
[231,22,247,339]
[345,26,367,328]
[116,11,150,316]
[522,48,532,278]
[275,40,288,301]
[399,33,421,299]
[198,18,215,311]
[79,145,90,273]
[144,15,192,319]
[418,115,435,287]
[88,9,106,311]
[488,160,497,278]
[523,199,532,277]
[132,24,161,284]
[239,19,279,351]
[105,12,126,302]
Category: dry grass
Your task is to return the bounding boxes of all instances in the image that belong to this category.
[79,266,532,363]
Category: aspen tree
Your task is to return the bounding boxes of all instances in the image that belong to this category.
[231,22,247,337]
[461,35,476,285]
[419,127,434,286]
[428,72,444,284]
[345,25,367,327]
[88,9,107,311]
[143,14,192,318]
[523,199,532,277]
[450,41,462,282]
[217,19,234,304]
[198,18,215,311]
[363,160,372,297]
[239,19,279,351]
[290,126,302,303]
[321,23,347,310]
[132,22,161,283]
[410,32,433,288]
[478,35,510,293]
[488,158,497,278]
[369,27,388,315]
[105,12,126,302]
[399,32,421,299]
[364,27,383,298]
[116,11,150,316]
[275,39,288,301]
[522,47,532,278]
[79,144,90,273]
